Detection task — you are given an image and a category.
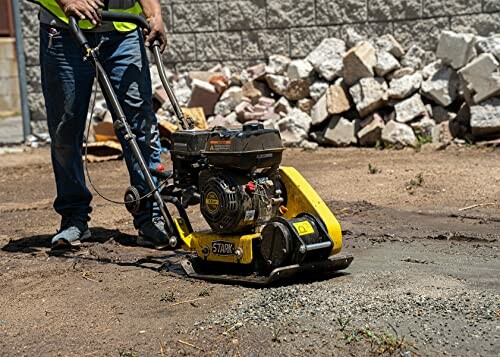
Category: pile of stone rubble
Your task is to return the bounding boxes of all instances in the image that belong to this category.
[152,30,499,150]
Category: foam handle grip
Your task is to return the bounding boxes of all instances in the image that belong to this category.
[68,16,89,49]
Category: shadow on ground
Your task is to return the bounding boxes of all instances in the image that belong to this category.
[1,227,138,254]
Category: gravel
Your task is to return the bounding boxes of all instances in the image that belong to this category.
[193,250,499,355]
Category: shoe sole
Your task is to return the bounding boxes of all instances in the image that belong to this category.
[137,235,169,250]
[52,230,91,250]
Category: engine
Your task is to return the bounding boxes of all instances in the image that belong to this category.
[199,170,283,233]
[171,123,286,234]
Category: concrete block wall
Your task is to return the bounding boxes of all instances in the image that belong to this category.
[20,0,500,124]
[0,38,20,115]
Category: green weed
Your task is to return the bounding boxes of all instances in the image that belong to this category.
[160,291,176,302]
[337,318,415,355]
[368,163,381,174]
[406,172,424,195]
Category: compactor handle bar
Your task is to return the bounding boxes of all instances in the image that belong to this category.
[68,11,150,49]
[68,11,191,129]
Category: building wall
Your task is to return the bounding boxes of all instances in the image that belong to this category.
[0,38,20,115]
[20,0,500,124]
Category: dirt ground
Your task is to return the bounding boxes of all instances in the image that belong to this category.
[0,146,499,356]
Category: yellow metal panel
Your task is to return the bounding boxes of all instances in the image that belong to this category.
[174,218,258,264]
[279,166,343,255]
[293,220,315,236]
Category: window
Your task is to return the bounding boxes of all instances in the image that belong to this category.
[0,0,14,37]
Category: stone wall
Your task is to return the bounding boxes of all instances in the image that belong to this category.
[20,0,500,124]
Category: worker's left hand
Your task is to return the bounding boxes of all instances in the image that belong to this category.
[143,14,167,53]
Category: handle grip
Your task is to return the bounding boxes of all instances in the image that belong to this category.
[68,11,151,50]
[68,16,89,50]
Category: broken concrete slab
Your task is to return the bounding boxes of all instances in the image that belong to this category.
[410,116,436,136]
[277,108,313,147]
[470,97,500,137]
[349,77,388,117]
[311,94,329,126]
[243,110,279,122]
[214,86,243,116]
[395,94,427,123]
[287,59,314,81]
[266,55,292,75]
[436,31,477,70]
[208,113,242,130]
[387,67,415,81]
[323,117,357,147]
[400,45,435,70]
[188,70,220,84]
[298,98,315,115]
[431,120,453,146]
[374,51,401,77]
[265,74,289,97]
[357,114,385,146]
[421,66,459,107]
[327,84,351,115]
[388,71,423,99]
[381,120,417,147]
[309,81,329,102]
[235,101,252,121]
[458,53,500,104]
[306,38,346,81]
[475,35,500,62]
[188,79,220,116]
[246,63,267,81]
[299,140,319,150]
[342,41,377,86]
[421,60,442,80]
[345,28,366,48]
[374,34,405,59]
[284,79,310,101]
[273,96,292,115]
[167,75,192,109]
[286,108,313,133]
[258,97,276,108]
[242,81,262,104]
[316,58,345,82]
[261,118,278,130]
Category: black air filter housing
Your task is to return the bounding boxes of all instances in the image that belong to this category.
[171,130,211,189]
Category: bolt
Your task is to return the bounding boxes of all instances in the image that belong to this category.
[169,236,178,248]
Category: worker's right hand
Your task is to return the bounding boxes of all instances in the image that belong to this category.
[56,0,104,26]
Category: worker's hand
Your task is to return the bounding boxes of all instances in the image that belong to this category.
[57,0,104,26]
[143,14,167,53]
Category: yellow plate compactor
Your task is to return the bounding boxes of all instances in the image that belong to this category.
[64,10,352,286]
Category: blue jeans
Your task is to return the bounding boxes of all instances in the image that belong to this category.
[40,24,162,231]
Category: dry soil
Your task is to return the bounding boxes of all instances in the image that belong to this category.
[0,146,499,356]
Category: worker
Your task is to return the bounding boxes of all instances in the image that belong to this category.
[33,0,169,249]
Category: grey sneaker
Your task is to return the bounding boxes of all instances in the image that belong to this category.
[51,226,91,249]
[137,217,170,249]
